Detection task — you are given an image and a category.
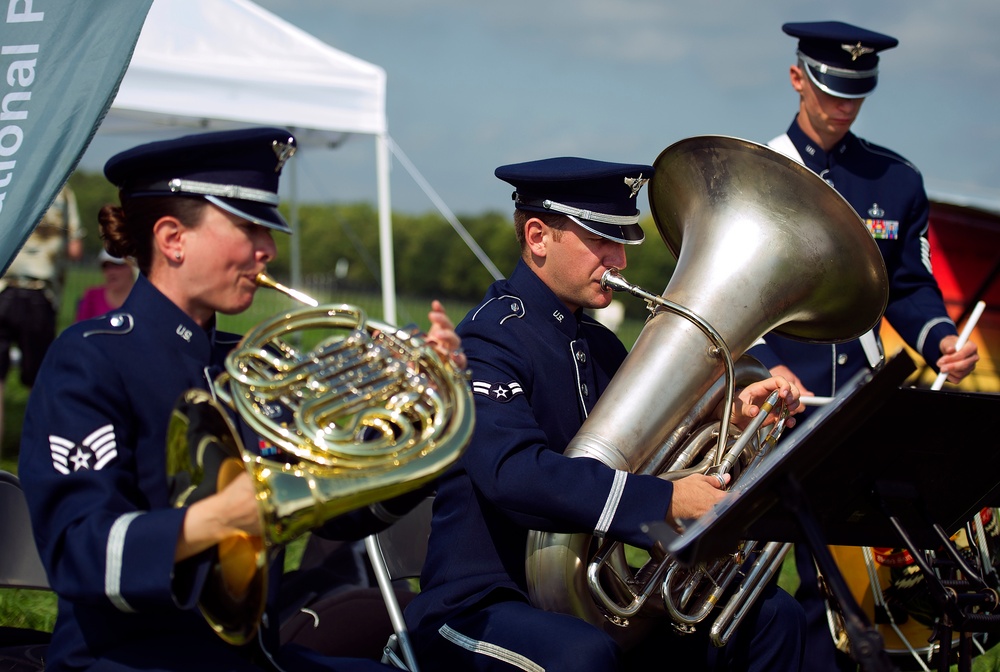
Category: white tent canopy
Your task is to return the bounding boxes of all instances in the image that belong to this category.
[96,0,400,322]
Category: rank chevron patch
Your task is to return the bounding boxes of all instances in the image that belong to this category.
[472,380,524,403]
[49,424,119,474]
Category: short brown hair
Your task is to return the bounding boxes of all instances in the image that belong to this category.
[513,209,569,251]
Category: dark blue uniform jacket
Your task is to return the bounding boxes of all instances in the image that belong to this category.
[406,260,675,632]
[749,119,956,398]
[18,275,396,672]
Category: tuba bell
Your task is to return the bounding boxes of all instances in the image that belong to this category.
[166,274,474,645]
[525,135,889,647]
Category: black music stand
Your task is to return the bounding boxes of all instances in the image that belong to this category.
[649,351,1000,672]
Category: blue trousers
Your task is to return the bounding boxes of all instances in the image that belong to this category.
[411,582,805,672]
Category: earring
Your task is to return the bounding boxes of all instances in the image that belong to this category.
[174,252,182,261]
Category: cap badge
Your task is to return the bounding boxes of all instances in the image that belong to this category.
[842,41,874,61]
[272,138,297,172]
[624,174,649,199]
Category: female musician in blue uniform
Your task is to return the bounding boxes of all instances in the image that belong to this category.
[17,127,463,672]
[405,157,806,671]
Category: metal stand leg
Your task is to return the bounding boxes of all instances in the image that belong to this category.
[365,534,420,672]
[777,474,898,672]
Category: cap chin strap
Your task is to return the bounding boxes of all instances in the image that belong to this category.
[165,178,279,205]
[542,199,640,226]
[515,195,640,226]
[797,51,878,80]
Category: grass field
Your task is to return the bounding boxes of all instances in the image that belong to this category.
[2,267,999,670]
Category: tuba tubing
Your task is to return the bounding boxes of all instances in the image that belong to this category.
[167,273,474,645]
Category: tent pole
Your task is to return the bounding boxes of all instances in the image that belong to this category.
[377,131,397,325]
[289,139,302,293]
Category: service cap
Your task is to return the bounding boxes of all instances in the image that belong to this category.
[495,157,654,244]
[783,21,898,99]
[104,127,297,233]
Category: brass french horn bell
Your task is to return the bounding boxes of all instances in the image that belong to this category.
[167,274,474,645]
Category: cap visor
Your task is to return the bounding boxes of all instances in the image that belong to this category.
[805,64,876,99]
[567,215,645,245]
[206,195,291,234]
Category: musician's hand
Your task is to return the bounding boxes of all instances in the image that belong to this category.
[732,376,801,430]
[426,300,467,369]
[768,364,812,398]
[176,472,261,562]
[936,335,979,384]
[667,473,730,529]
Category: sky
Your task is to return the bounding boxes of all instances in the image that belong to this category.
[87,0,1000,217]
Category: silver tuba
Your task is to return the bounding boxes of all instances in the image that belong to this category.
[525,135,889,648]
[167,274,474,645]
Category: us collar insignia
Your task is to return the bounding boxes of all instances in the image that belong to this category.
[272,138,297,172]
[842,41,874,61]
[624,175,649,199]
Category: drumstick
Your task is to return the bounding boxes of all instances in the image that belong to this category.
[798,396,834,407]
[931,300,985,391]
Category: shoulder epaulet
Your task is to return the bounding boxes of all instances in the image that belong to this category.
[82,312,134,337]
[215,332,242,347]
[580,313,612,331]
[856,138,921,175]
[469,295,526,325]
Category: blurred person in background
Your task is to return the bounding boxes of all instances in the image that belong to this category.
[75,249,137,322]
[0,185,83,449]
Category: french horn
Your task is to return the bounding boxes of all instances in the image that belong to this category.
[526,135,890,647]
[167,274,474,645]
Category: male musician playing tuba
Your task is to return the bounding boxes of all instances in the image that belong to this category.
[405,157,806,672]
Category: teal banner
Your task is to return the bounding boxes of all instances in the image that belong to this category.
[0,0,152,272]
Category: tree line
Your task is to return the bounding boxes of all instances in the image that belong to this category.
[67,170,679,321]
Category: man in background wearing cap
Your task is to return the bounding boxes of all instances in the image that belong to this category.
[405,157,806,671]
[748,20,981,672]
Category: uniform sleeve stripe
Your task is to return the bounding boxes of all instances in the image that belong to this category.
[106,511,142,613]
[916,317,955,355]
[595,470,628,538]
[439,623,545,672]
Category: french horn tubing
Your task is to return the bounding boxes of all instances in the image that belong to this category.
[525,135,890,649]
[167,273,474,645]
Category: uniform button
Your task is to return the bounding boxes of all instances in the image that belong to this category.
[837,354,848,365]
[576,351,587,363]
[581,383,589,397]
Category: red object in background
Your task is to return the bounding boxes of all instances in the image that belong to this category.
[928,200,1000,315]
[899,199,1000,391]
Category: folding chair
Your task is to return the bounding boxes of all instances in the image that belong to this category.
[0,471,49,590]
[0,470,52,671]
[367,497,434,672]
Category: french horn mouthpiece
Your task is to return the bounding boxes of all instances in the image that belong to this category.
[255,272,319,307]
